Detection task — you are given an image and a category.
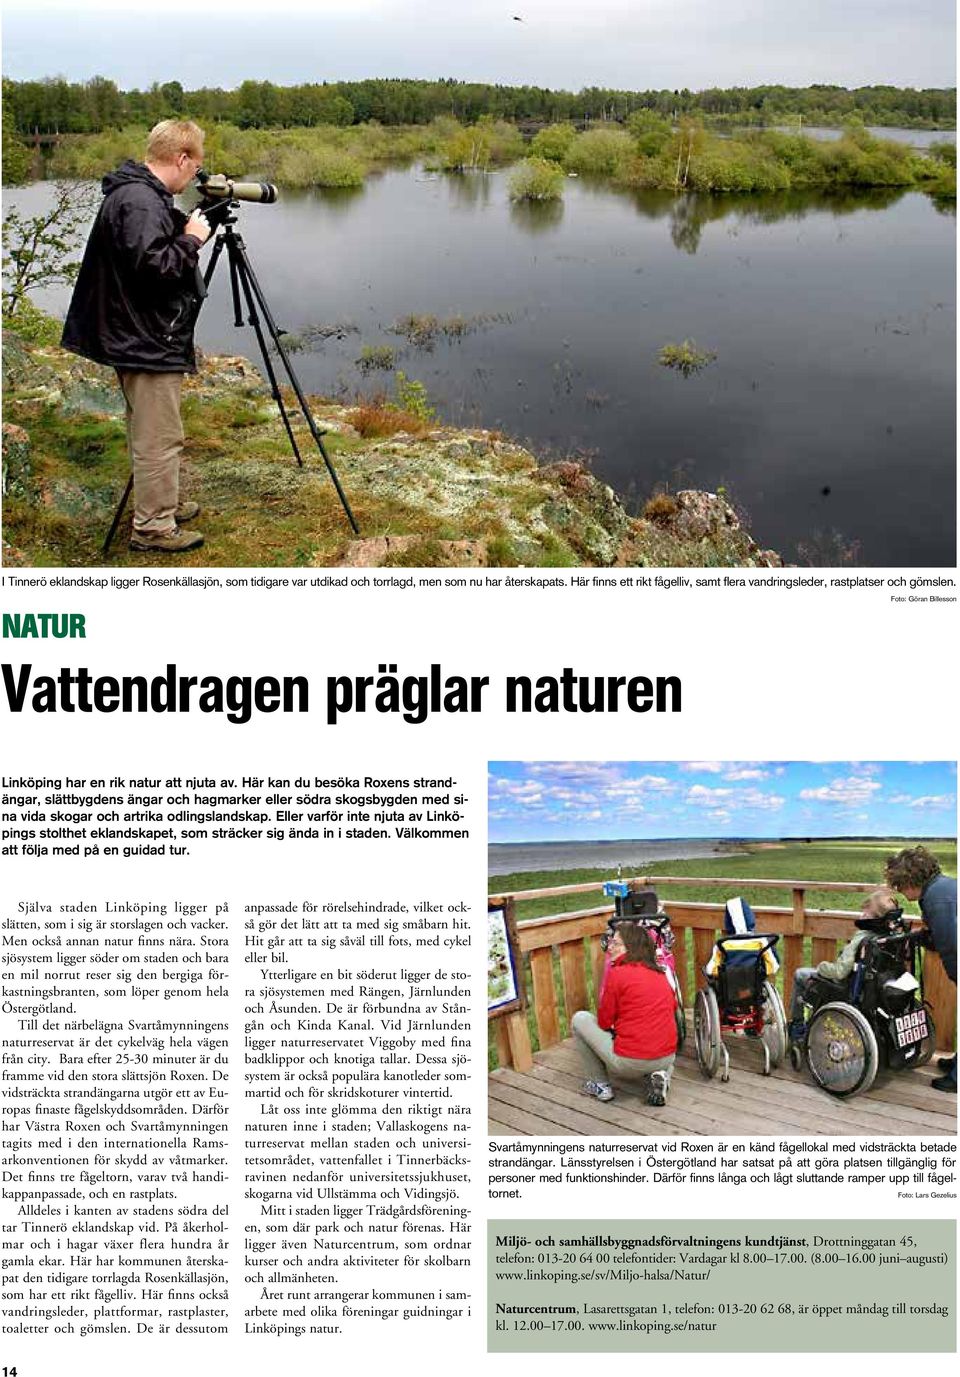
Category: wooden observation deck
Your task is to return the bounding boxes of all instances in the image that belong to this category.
[488,875,957,1138]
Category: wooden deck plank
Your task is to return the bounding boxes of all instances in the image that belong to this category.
[491,1034,956,1138]
[529,1046,863,1137]
[669,1059,955,1137]
[487,1094,584,1138]
[489,1117,523,1135]
[695,1036,957,1130]
[514,1061,827,1137]
[489,1075,635,1136]
[545,1043,880,1136]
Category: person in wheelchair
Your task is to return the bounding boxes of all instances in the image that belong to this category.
[704,896,781,988]
[885,846,956,1094]
[695,897,787,1080]
[787,887,935,1097]
[787,888,901,1043]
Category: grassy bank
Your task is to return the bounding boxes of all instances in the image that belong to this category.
[26,118,956,199]
[487,839,957,1066]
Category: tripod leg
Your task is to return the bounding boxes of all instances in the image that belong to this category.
[203,232,226,290]
[227,244,245,328]
[226,239,305,468]
[102,475,133,557]
[232,236,360,534]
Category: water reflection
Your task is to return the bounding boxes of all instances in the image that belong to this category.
[444,170,492,209]
[313,184,366,216]
[620,186,913,255]
[509,197,565,234]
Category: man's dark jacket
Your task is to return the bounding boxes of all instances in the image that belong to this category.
[61,161,202,372]
[920,872,957,983]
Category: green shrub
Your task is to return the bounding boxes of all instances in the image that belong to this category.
[508,157,565,201]
[201,122,274,176]
[49,126,148,177]
[928,141,957,167]
[2,114,32,185]
[627,110,673,157]
[624,153,676,189]
[273,143,364,187]
[530,123,577,162]
[564,127,633,177]
[394,371,437,421]
[1,297,62,346]
[686,143,790,193]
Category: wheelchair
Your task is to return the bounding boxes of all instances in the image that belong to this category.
[600,882,687,1046]
[694,934,788,1081]
[789,927,936,1098]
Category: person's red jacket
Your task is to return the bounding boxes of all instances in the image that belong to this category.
[597,958,677,1060]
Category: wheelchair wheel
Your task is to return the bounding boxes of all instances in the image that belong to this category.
[675,1005,688,1050]
[789,1043,803,1072]
[806,1002,879,1098]
[761,981,788,1069]
[694,987,721,1079]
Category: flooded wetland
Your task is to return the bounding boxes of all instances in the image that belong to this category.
[208,165,956,566]
[9,149,956,565]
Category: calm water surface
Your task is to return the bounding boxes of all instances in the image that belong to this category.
[9,161,956,564]
[488,838,743,878]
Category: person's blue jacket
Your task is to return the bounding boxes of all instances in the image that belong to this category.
[920,873,957,983]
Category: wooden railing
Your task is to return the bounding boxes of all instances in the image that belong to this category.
[489,875,956,1073]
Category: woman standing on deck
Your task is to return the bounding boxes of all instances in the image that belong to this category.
[571,924,678,1107]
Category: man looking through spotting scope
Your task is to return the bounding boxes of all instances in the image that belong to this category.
[62,120,213,553]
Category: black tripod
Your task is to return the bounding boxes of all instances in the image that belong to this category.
[102,207,359,555]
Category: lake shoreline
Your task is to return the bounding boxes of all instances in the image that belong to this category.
[1,332,787,570]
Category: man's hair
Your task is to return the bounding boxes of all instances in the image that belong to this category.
[885,845,942,893]
[146,119,204,163]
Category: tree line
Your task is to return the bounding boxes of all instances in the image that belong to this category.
[3,75,955,135]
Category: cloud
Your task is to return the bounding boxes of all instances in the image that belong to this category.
[906,794,956,810]
[527,762,618,785]
[687,784,734,804]
[799,776,883,806]
[738,788,786,811]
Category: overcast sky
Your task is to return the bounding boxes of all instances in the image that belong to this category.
[1,0,955,91]
[488,762,957,842]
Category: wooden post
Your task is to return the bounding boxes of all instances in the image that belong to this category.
[791,887,806,932]
[692,930,715,990]
[922,951,957,1052]
[493,1019,512,1070]
[587,934,605,1005]
[782,935,805,1014]
[559,939,589,1022]
[503,1009,533,1073]
[529,947,561,1048]
[811,938,839,968]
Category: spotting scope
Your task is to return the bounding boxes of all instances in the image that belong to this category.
[196,170,279,204]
